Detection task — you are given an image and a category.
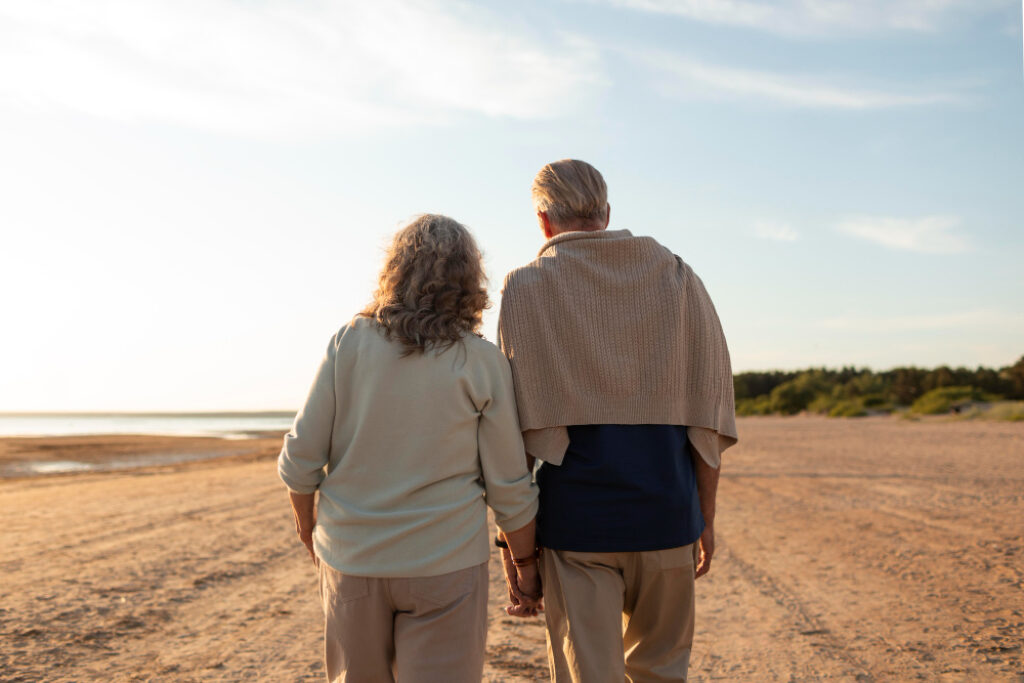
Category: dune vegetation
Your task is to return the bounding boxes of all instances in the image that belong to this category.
[735,356,1024,419]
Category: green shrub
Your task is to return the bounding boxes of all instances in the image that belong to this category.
[959,401,1024,422]
[769,371,831,414]
[842,372,887,399]
[828,400,868,417]
[991,402,1024,422]
[736,396,773,416]
[807,394,836,414]
[909,386,996,415]
[861,393,892,410]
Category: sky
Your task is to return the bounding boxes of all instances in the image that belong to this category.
[0,0,1022,411]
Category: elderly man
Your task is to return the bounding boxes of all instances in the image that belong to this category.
[497,159,738,682]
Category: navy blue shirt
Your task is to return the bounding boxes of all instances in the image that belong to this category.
[535,425,704,552]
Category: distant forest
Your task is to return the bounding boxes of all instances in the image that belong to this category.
[734,356,1024,418]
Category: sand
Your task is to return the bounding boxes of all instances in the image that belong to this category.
[0,416,1021,682]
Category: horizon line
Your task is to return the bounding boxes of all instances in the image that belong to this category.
[0,411,297,418]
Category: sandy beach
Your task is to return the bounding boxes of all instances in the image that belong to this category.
[1,416,1021,682]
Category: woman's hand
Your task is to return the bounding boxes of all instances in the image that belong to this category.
[297,525,316,562]
[501,547,543,617]
[289,491,318,565]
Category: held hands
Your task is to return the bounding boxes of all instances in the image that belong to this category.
[500,546,543,618]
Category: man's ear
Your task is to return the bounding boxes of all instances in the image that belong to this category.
[538,211,554,239]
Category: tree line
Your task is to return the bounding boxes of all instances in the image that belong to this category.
[734,356,1024,417]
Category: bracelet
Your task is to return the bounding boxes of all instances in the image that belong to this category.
[511,549,540,567]
[494,535,509,549]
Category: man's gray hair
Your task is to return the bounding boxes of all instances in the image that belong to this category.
[531,159,608,228]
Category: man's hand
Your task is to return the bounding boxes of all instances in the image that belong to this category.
[501,546,543,617]
[691,444,720,579]
[695,523,714,579]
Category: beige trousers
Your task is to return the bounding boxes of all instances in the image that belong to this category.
[317,561,488,683]
[540,544,697,683]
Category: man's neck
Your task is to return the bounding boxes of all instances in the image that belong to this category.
[546,220,607,240]
[551,225,605,236]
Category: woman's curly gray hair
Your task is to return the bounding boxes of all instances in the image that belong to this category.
[361,214,489,355]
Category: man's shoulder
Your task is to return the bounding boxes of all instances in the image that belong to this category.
[501,259,550,296]
[628,233,685,265]
[634,235,695,280]
[500,231,691,297]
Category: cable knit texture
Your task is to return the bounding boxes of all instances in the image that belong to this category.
[497,229,738,460]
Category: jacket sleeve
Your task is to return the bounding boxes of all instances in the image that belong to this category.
[476,351,539,533]
[277,333,339,494]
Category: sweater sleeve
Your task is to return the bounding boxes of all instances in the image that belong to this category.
[687,426,722,469]
[477,352,539,533]
[277,333,339,494]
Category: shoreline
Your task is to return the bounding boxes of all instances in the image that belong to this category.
[0,432,287,479]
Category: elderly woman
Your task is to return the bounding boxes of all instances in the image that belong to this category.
[278,215,541,683]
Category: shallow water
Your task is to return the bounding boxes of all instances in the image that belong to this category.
[0,450,254,478]
[13,460,95,475]
[0,413,295,438]
[0,413,292,478]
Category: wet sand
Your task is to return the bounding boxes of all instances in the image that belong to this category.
[0,416,1021,681]
[0,434,282,477]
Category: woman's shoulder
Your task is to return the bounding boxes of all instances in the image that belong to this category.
[327,315,386,351]
[458,334,512,376]
[459,332,502,357]
[340,315,372,333]
[339,315,388,337]
[331,319,508,372]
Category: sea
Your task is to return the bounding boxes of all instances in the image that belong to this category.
[0,412,296,439]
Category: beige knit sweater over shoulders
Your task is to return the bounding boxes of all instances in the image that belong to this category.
[497,229,738,466]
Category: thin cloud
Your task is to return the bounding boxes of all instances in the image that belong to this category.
[837,215,971,254]
[0,0,605,138]
[639,53,965,109]
[599,0,1014,37]
[754,221,799,242]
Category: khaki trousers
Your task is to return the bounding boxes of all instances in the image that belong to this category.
[540,544,697,683]
[317,561,488,683]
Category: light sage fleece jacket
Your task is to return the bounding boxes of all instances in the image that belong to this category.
[278,316,539,577]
